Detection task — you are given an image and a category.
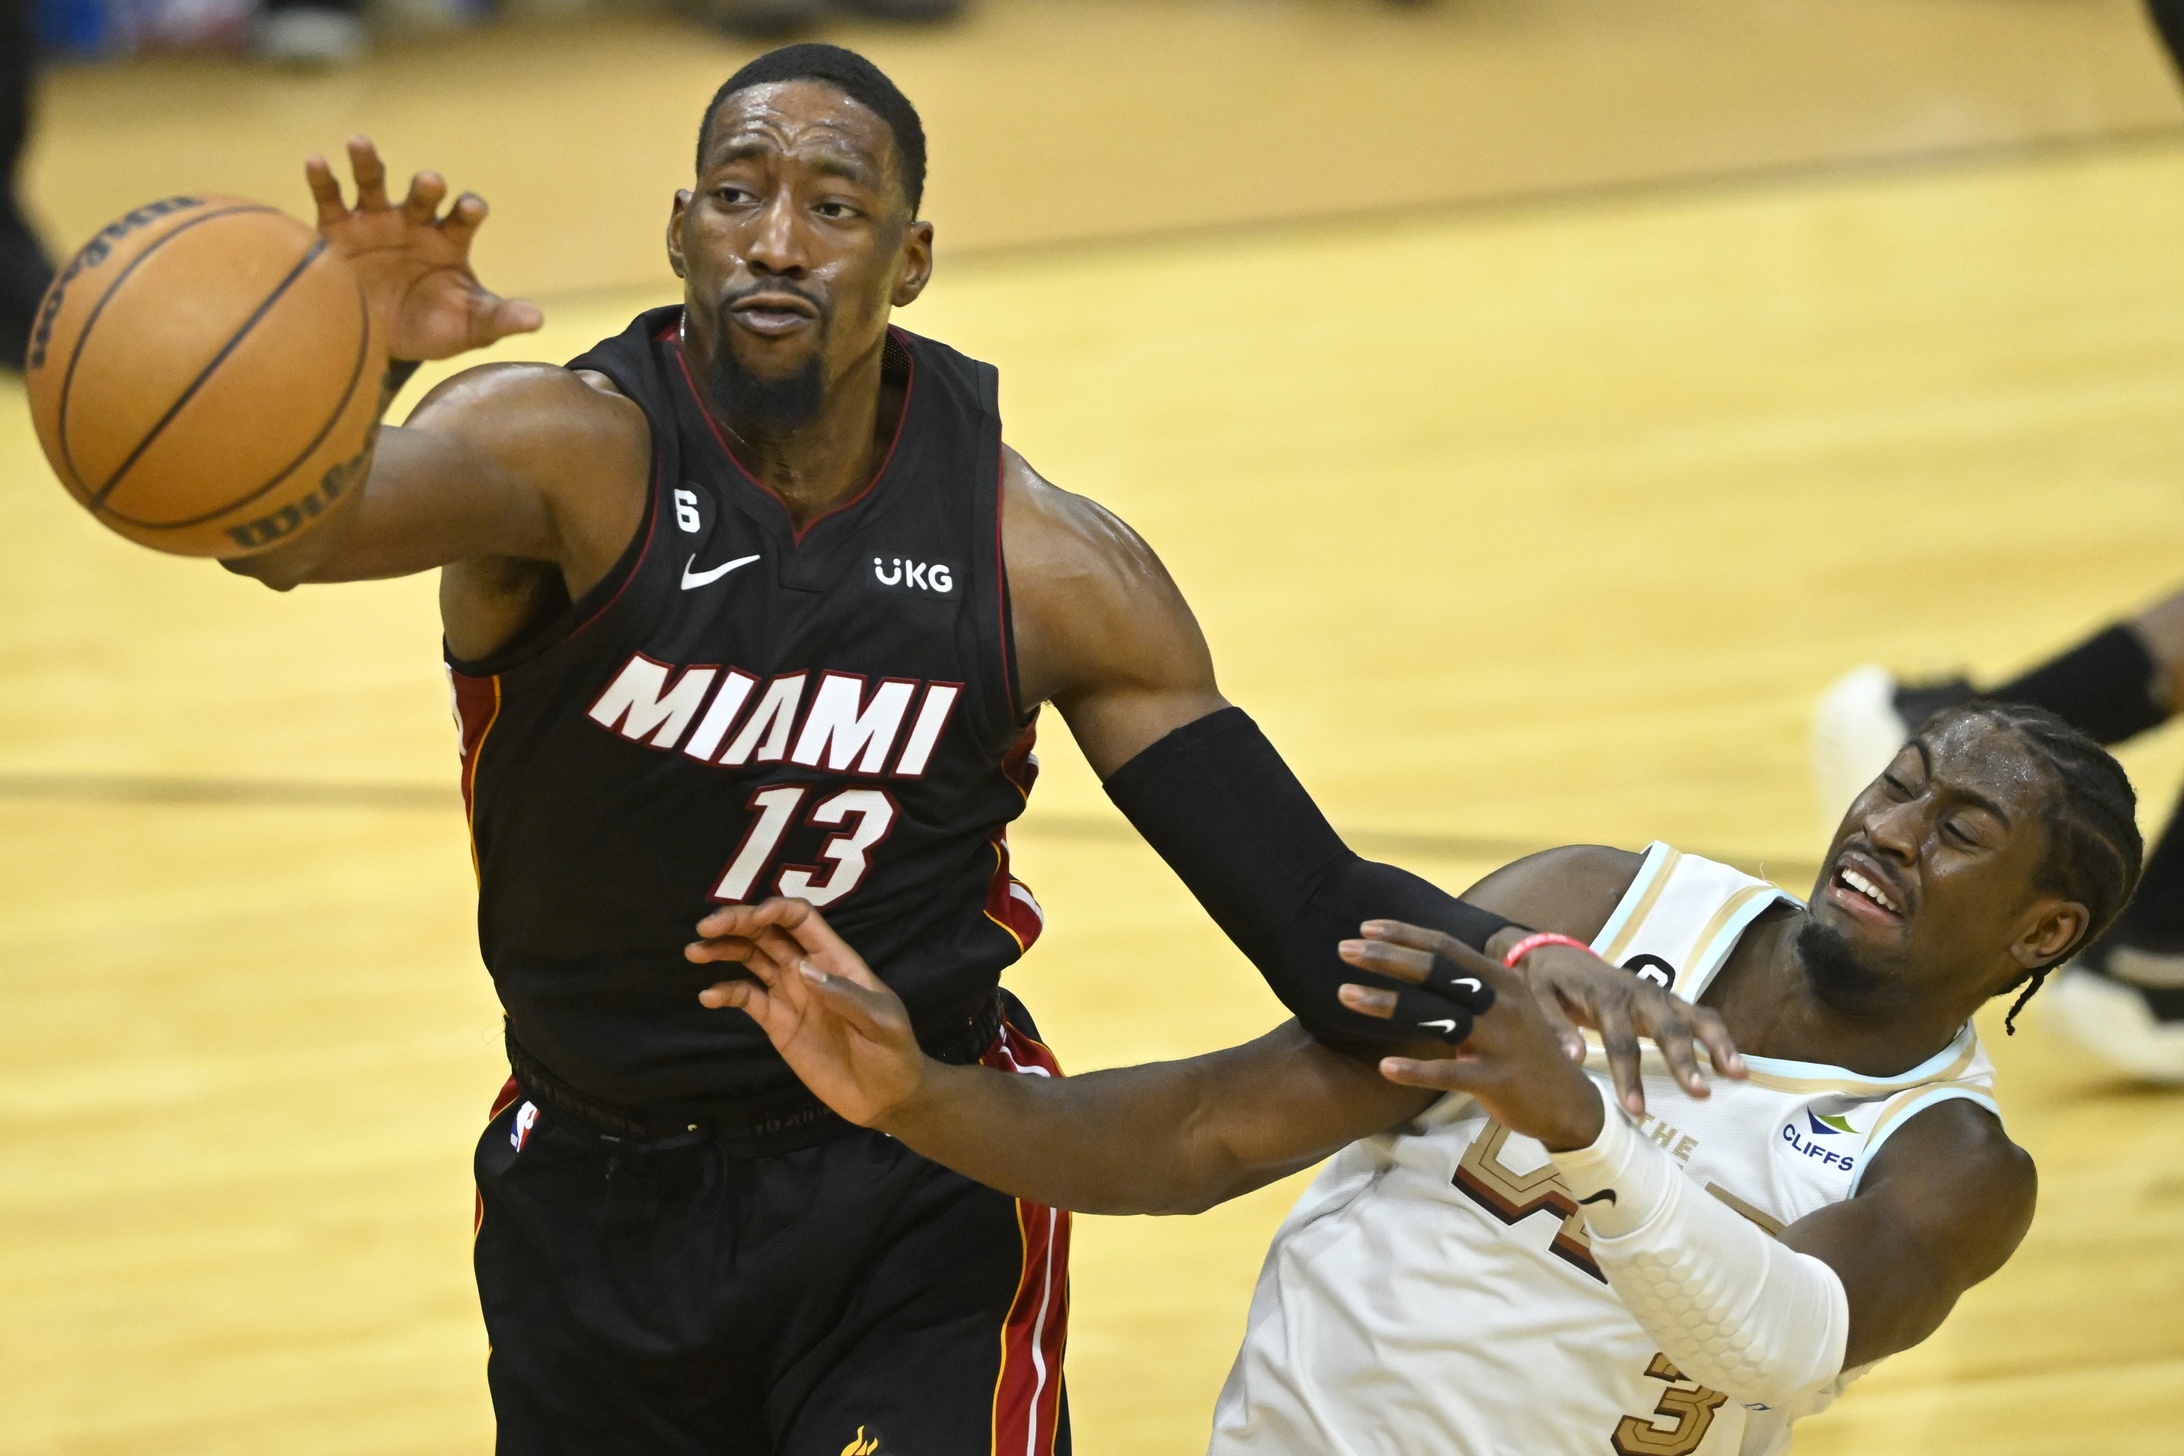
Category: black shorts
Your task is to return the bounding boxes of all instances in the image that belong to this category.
[473,1001,1070,1456]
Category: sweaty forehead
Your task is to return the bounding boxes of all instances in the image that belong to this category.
[703,80,897,178]
[1920,716,2051,817]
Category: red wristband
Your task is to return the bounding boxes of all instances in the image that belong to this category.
[1502,932,1593,968]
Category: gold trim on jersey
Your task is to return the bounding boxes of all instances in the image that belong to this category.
[1599,847,1684,964]
[1675,884,1781,998]
[1580,1036,1985,1100]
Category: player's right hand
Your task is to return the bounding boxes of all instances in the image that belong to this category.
[305,136,542,363]
[686,898,929,1129]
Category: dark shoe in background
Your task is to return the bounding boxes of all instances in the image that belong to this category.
[0,199,55,373]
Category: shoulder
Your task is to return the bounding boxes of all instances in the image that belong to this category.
[1864,1097,2036,1214]
[1460,845,1646,943]
[406,361,649,459]
[1001,444,1213,707]
[1000,444,1159,578]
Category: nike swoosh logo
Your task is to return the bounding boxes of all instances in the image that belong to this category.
[1579,1189,1618,1206]
[1447,978,1483,995]
[681,553,760,589]
[1421,1018,1460,1033]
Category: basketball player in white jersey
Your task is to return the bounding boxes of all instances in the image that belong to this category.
[682,699,2141,1453]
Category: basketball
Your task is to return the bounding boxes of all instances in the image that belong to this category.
[24,196,384,558]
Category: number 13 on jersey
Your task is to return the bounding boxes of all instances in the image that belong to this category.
[714,785,895,907]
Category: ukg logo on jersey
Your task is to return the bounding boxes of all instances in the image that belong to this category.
[872,556,956,594]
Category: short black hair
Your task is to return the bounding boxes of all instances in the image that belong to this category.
[1918,701,2144,1031]
[695,44,927,217]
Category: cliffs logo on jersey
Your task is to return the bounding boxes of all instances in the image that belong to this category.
[586,654,961,779]
[1780,1110,1858,1173]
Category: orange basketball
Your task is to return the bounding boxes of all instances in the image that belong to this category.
[24,195,385,558]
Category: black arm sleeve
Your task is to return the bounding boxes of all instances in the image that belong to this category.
[1104,707,1523,1044]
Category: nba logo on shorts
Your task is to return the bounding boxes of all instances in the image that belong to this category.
[511,1101,539,1152]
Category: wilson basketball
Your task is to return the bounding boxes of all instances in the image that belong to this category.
[24,196,384,558]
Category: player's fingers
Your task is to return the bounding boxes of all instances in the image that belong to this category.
[1363,921,1503,980]
[683,934,760,966]
[348,136,391,210]
[1599,1003,1645,1117]
[1646,997,1710,1101]
[439,190,488,247]
[779,900,888,992]
[1691,1006,1747,1079]
[304,156,348,226]
[1338,983,1397,1019]
[799,961,912,1040]
[477,295,545,344]
[1339,938,1434,984]
[697,978,762,1012]
[694,897,806,941]
[402,170,448,226]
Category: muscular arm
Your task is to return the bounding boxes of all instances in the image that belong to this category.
[1003,447,1226,770]
[224,365,650,660]
[886,1022,1433,1214]
[688,898,1435,1215]
[1782,1099,2035,1368]
[1002,450,1526,1039]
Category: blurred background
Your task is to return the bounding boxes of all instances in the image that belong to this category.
[6,1,2184,1453]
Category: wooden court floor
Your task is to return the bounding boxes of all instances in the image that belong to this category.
[10,69,2184,1456]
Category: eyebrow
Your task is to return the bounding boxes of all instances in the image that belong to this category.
[1910,736,2013,826]
[709,137,883,188]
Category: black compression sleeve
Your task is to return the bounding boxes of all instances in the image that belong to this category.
[1104,707,1522,1043]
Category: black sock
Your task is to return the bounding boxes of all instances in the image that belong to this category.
[1988,624,2169,746]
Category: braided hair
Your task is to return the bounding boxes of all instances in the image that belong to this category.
[1916,701,2144,1031]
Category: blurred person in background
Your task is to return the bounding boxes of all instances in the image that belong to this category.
[2,0,55,371]
[705,0,960,40]
[251,0,371,65]
[1809,2,2184,1085]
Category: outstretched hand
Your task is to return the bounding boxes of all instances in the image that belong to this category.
[1336,928,1608,1151]
[686,898,928,1128]
[1338,919,1743,1120]
[305,137,542,363]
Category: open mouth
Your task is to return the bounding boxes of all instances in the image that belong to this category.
[1829,857,1906,923]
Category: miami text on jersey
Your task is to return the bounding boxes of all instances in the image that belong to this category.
[587,653,962,779]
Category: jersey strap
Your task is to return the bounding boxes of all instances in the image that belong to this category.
[1589,842,1797,1002]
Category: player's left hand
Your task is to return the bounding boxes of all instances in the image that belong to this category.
[686,898,929,1128]
[1336,932,1606,1152]
[305,136,543,363]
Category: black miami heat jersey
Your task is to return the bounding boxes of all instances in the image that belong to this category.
[447,305,1042,1105]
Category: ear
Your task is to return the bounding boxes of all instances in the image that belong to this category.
[667,190,692,280]
[892,219,934,309]
[2010,898,2091,972]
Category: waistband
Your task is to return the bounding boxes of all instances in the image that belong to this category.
[504,991,1003,1156]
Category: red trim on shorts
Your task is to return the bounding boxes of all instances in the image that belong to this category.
[984,1025,1069,1456]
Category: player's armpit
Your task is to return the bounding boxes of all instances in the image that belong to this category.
[222,363,649,601]
[1779,1098,2036,1369]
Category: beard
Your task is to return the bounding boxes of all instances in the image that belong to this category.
[701,286,831,433]
[1795,916,1909,1020]
[704,337,826,434]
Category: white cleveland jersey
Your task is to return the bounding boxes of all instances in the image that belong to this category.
[1209,844,2000,1456]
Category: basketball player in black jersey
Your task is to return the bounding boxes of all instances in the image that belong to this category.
[218,43,1717,1454]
